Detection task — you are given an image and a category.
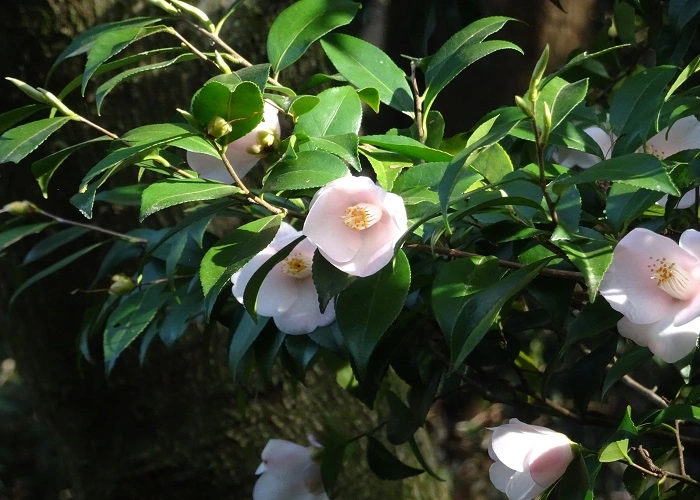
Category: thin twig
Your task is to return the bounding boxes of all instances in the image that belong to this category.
[166,27,218,67]
[676,420,687,477]
[404,243,583,281]
[38,208,147,244]
[409,61,425,144]
[631,445,700,488]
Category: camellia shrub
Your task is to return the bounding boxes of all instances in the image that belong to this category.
[1,0,700,498]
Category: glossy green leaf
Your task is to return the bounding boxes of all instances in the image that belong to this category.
[357,87,380,113]
[103,284,167,375]
[602,346,653,397]
[295,86,362,137]
[235,63,271,92]
[159,283,204,346]
[669,0,700,32]
[652,404,700,426]
[0,117,72,164]
[95,52,198,114]
[263,150,349,191]
[554,184,581,234]
[95,184,148,207]
[336,251,410,377]
[613,1,636,44]
[0,104,45,135]
[321,33,414,114]
[549,79,588,132]
[361,149,412,192]
[606,183,662,233]
[285,335,320,377]
[667,54,700,98]
[360,135,451,162]
[303,133,360,171]
[229,309,270,383]
[469,143,513,183]
[563,299,621,351]
[554,232,613,301]
[312,250,356,313]
[140,178,240,221]
[267,0,360,73]
[599,439,630,463]
[424,17,521,113]
[366,436,422,480]
[0,222,54,251]
[23,226,90,264]
[450,258,552,366]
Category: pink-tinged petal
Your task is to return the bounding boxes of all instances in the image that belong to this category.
[382,191,409,233]
[256,266,298,317]
[647,116,700,157]
[489,462,515,494]
[325,216,396,277]
[526,434,573,487]
[679,229,700,261]
[186,150,233,184]
[273,279,335,334]
[504,470,543,500]
[309,176,383,207]
[656,192,697,209]
[489,423,542,472]
[619,316,699,362]
[600,228,695,324]
[303,189,363,263]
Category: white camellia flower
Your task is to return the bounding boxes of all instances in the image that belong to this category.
[302,176,408,277]
[599,228,700,362]
[253,438,328,500]
[488,419,575,500]
[231,222,335,335]
[553,116,700,208]
[187,100,280,183]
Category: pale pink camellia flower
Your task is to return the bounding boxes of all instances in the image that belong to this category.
[253,438,328,500]
[303,176,408,277]
[187,100,280,183]
[488,419,575,500]
[599,228,700,362]
[231,222,335,335]
[553,116,700,208]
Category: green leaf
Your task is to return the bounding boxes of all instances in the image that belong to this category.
[191,80,263,143]
[554,232,612,301]
[140,178,240,221]
[669,0,700,32]
[554,154,680,196]
[360,135,451,162]
[321,33,414,114]
[469,143,513,183]
[32,137,111,197]
[295,86,362,137]
[312,250,356,313]
[0,117,72,164]
[10,242,105,306]
[599,439,631,463]
[563,299,621,351]
[235,63,271,92]
[95,184,148,207]
[229,309,270,383]
[95,53,198,114]
[82,25,166,95]
[613,1,636,44]
[366,436,422,480]
[0,104,45,135]
[450,258,552,366]
[606,183,662,233]
[285,335,320,377]
[652,404,700,426]
[0,222,54,251]
[424,17,521,113]
[263,150,349,191]
[540,45,627,89]
[267,0,360,73]
[602,346,653,397]
[336,251,410,377]
[47,17,162,80]
[159,283,204,346]
[358,87,380,113]
[23,226,90,264]
[303,133,360,171]
[554,184,581,234]
[667,54,700,98]
[199,214,282,298]
[103,284,167,375]
[549,79,588,132]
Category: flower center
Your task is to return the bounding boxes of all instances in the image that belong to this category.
[648,256,698,300]
[281,252,312,279]
[342,203,383,231]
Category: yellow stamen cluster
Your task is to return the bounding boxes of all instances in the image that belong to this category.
[342,203,382,231]
[281,252,312,279]
[648,256,696,300]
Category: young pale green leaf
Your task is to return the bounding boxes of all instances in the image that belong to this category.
[302,133,360,171]
[540,45,627,89]
[32,137,111,197]
[103,284,167,375]
[0,117,72,165]
[23,226,90,264]
[0,104,45,135]
[191,80,263,143]
[651,404,700,426]
[82,25,166,95]
[321,33,414,114]
[450,258,552,367]
[469,143,513,183]
[266,0,360,73]
[235,64,271,92]
[229,309,270,383]
[295,86,362,137]
[357,87,380,113]
[311,250,356,313]
[424,17,521,113]
[360,135,451,163]
[10,242,106,306]
[95,53,198,114]
[366,436,422,480]
[0,222,55,251]
[602,346,653,397]
[140,178,240,221]
[199,214,282,298]
[554,154,680,196]
[554,232,613,301]
[599,439,630,463]
[549,79,588,132]
[667,54,700,99]
[263,150,349,192]
[336,251,410,378]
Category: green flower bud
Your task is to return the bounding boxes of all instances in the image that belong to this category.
[257,129,277,149]
[541,101,553,144]
[5,78,48,104]
[514,96,534,119]
[206,116,232,138]
[109,274,136,296]
[37,89,79,119]
[528,44,550,102]
[2,200,38,215]
[169,0,215,31]
[148,0,179,15]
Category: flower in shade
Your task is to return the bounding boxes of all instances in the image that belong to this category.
[599,228,700,362]
[302,176,408,277]
[488,419,575,500]
[253,438,328,500]
[231,223,335,335]
[187,100,280,183]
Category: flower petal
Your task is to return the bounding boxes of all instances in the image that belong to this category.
[273,279,336,334]
[259,439,313,476]
[489,462,515,494]
[504,470,543,500]
[255,265,298,317]
[186,151,233,184]
[647,116,700,158]
[526,434,573,488]
[489,421,542,472]
[618,316,699,363]
[553,125,613,169]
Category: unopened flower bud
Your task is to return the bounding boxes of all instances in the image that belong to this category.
[528,44,550,102]
[109,274,136,296]
[514,95,534,119]
[37,88,79,119]
[5,78,48,104]
[206,116,232,138]
[148,0,179,15]
[541,101,553,144]
[258,129,276,148]
[3,200,38,215]
[247,143,263,155]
